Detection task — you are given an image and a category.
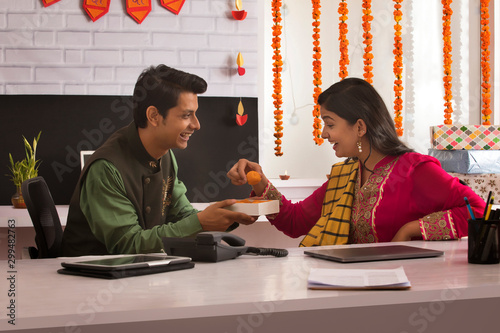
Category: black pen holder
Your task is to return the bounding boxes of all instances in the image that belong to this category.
[468,219,500,264]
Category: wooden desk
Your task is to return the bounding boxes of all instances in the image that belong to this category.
[1,241,499,332]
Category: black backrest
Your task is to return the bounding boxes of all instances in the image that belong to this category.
[21,177,63,258]
[0,95,258,205]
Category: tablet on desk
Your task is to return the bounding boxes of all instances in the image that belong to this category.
[58,254,194,279]
[304,245,444,263]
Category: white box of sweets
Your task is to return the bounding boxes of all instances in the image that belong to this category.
[225,199,279,216]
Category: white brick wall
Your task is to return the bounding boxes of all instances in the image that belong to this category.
[0,0,258,96]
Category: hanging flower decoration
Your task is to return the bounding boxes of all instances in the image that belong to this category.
[393,0,404,137]
[312,0,323,146]
[442,0,453,125]
[338,0,349,80]
[480,0,491,125]
[362,0,374,84]
[272,0,284,156]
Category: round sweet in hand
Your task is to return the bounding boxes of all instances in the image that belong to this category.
[246,171,261,185]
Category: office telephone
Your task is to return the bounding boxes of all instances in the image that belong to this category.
[162,232,288,262]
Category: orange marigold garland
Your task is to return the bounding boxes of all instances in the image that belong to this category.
[480,0,491,125]
[338,0,349,80]
[442,0,453,125]
[362,0,374,84]
[393,0,404,137]
[312,0,323,145]
[272,0,284,156]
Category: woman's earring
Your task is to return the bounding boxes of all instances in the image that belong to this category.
[357,140,362,153]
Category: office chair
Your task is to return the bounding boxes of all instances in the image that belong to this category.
[21,176,63,258]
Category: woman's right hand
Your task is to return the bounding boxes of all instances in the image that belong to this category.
[227,159,268,196]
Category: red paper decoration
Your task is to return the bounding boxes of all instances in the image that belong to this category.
[48,0,187,23]
[42,0,61,7]
[236,52,245,76]
[126,0,152,24]
[232,11,247,21]
[236,99,248,126]
[161,0,186,15]
[236,114,248,126]
[83,0,110,22]
[232,0,247,20]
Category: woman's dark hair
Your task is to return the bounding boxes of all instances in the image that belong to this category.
[318,77,413,156]
[133,65,208,128]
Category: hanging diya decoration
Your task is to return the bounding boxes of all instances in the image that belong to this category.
[236,99,248,126]
[161,0,186,15]
[42,0,61,6]
[83,0,110,22]
[232,0,247,21]
[236,52,246,76]
[126,0,152,24]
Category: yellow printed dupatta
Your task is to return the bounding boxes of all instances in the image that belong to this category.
[299,159,359,247]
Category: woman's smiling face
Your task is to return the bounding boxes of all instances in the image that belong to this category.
[320,107,359,158]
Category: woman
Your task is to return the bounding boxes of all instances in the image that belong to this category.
[227,78,485,246]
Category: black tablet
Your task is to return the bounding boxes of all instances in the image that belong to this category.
[61,254,191,271]
[58,254,194,279]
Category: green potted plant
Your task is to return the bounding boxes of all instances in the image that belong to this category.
[6,132,41,208]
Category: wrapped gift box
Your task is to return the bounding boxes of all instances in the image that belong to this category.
[447,173,499,203]
[429,149,500,174]
[430,125,500,150]
[224,199,279,216]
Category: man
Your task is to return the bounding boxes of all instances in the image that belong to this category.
[62,65,257,256]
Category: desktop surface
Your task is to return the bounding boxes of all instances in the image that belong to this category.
[1,240,499,332]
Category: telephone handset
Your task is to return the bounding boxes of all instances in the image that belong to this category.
[162,232,288,262]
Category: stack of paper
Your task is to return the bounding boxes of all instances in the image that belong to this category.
[307,266,411,290]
